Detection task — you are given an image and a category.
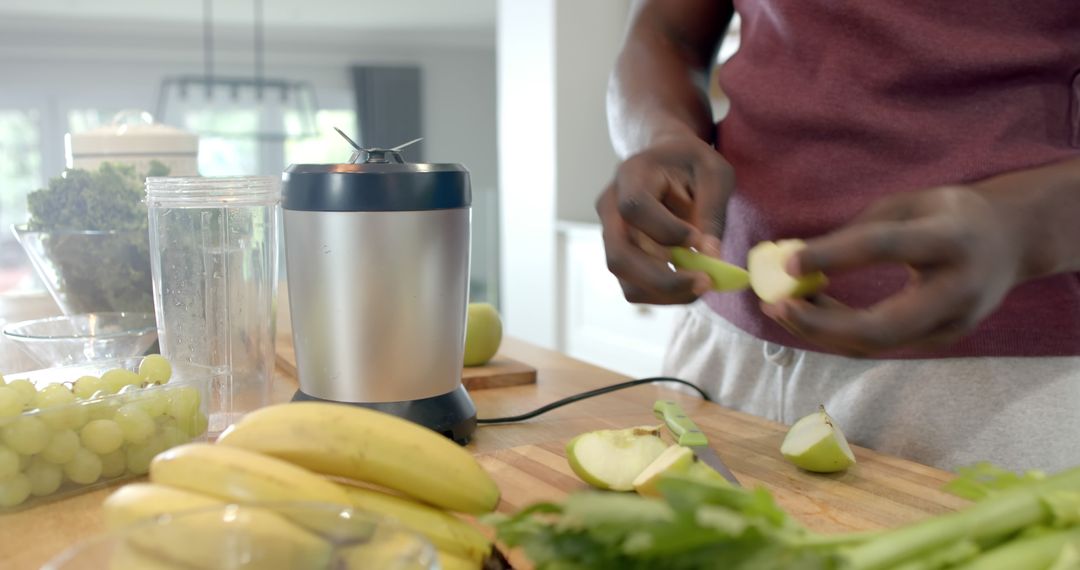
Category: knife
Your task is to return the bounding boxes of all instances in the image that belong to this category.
[654,399,741,486]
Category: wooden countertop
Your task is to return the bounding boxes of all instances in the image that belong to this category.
[0,337,968,569]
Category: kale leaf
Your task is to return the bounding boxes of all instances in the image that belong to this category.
[24,161,168,313]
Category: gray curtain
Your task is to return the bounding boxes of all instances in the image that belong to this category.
[351,66,424,162]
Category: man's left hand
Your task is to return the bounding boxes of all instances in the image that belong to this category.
[762,185,1025,356]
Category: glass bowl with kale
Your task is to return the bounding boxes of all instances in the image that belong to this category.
[13,162,167,316]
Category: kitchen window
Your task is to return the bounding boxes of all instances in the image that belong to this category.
[180,108,357,176]
[284,109,357,166]
[184,108,261,176]
[0,109,43,292]
[67,109,125,134]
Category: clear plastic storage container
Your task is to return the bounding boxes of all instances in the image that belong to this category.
[0,357,210,512]
[145,177,280,435]
[44,503,437,570]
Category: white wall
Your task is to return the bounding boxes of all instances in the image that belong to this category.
[554,1,629,223]
[496,0,558,348]
[419,48,500,303]
[497,0,632,351]
[0,0,495,32]
[422,50,498,194]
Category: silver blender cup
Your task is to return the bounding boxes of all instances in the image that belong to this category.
[281,135,476,443]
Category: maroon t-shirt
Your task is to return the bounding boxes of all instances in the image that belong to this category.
[706,1,1080,357]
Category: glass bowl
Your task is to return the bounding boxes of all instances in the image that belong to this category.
[2,312,157,368]
[43,503,438,570]
[12,224,155,316]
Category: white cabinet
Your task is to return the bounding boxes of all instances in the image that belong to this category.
[558,223,682,378]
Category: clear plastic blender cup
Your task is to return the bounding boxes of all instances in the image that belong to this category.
[146,176,280,434]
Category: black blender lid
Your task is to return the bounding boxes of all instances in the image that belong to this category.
[282,131,470,212]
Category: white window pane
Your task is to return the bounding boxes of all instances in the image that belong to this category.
[197,137,259,176]
[0,109,43,292]
[284,110,357,166]
[184,109,261,176]
[67,109,125,134]
[184,108,260,135]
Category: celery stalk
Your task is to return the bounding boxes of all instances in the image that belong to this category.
[886,540,979,570]
[841,467,1080,570]
[950,527,1080,570]
[790,530,881,550]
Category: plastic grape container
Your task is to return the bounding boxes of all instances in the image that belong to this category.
[44,504,438,570]
[0,356,210,512]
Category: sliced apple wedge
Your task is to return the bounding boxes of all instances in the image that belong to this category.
[781,406,856,473]
[685,461,735,486]
[566,426,669,491]
[748,240,827,303]
[670,247,750,292]
[632,445,695,497]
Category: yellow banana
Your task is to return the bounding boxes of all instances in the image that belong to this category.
[217,402,500,514]
[122,506,333,569]
[438,548,481,570]
[103,483,223,529]
[339,482,491,564]
[336,527,440,569]
[149,443,351,506]
[109,543,189,570]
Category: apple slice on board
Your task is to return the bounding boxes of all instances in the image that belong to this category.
[566,426,669,491]
[781,406,856,473]
[632,444,695,497]
[748,240,828,303]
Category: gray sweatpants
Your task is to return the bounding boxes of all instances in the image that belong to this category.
[662,301,1080,473]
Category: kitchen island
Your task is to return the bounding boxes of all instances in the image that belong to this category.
[0,337,967,569]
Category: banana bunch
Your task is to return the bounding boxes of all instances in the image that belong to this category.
[101,402,502,570]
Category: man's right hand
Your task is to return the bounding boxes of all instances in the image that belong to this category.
[596,135,734,305]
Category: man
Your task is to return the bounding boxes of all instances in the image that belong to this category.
[598,0,1080,472]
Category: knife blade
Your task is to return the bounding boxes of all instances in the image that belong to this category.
[654,399,741,486]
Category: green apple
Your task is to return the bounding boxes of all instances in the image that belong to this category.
[748,239,828,303]
[463,302,503,367]
[632,444,695,497]
[566,425,669,491]
[669,247,750,292]
[781,406,856,473]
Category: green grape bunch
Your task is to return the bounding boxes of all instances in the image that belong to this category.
[0,356,207,510]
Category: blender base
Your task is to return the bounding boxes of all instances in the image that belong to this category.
[291,385,478,445]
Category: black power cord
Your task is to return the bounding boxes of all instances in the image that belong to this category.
[476,377,710,424]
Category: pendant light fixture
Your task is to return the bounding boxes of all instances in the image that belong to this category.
[155,0,320,140]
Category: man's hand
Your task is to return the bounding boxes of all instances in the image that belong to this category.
[596,136,734,304]
[600,0,732,305]
[762,185,1026,356]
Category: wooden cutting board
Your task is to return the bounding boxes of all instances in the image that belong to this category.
[477,440,969,535]
[275,337,537,391]
[475,437,969,570]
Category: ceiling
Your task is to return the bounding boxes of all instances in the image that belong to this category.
[0,0,496,32]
